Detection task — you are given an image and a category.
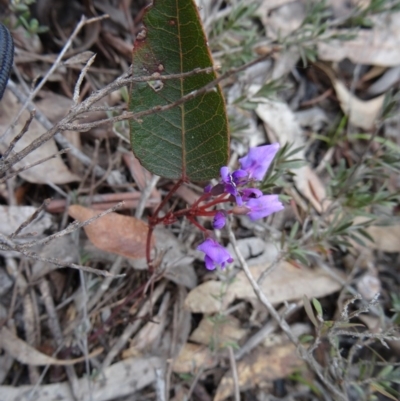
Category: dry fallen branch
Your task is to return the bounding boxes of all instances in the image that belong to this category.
[0,202,125,278]
[2,110,35,159]
[9,198,50,239]
[226,220,348,401]
[1,48,277,181]
[6,80,108,179]
[0,148,71,184]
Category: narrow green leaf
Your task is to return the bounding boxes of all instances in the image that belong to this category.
[370,383,398,401]
[312,298,323,319]
[129,0,229,181]
[303,295,319,328]
[378,365,394,379]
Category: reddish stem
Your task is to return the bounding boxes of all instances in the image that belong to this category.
[197,193,231,210]
[150,179,183,225]
[187,215,208,233]
[191,191,212,208]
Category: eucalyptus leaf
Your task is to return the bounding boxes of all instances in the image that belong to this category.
[130,0,229,181]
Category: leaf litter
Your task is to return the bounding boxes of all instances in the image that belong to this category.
[1,0,400,400]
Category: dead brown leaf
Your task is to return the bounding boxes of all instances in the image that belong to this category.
[190,316,247,347]
[333,79,385,130]
[172,343,217,374]
[0,355,164,400]
[0,91,79,184]
[214,343,303,401]
[68,205,153,259]
[184,262,344,314]
[122,292,170,358]
[318,12,400,67]
[0,326,102,366]
[257,0,305,41]
[357,222,400,253]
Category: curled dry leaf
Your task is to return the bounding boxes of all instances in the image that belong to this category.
[314,63,384,130]
[184,262,344,314]
[68,205,153,259]
[214,343,303,401]
[0,326,102,366]
[0,91,79,184]
[332,79,385,131]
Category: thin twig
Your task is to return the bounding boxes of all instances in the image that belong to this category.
[2,52,277,179]
[20,201,124,250]
[10,198,51,239]
[78,269,94,401]
[0,203,126,278]
[87,256,124,311]
[6,80,108,179]
[228,346,240,401]
[73,53,97,105]
[0,148,71,184]
[62,52,276,132]
[2,111,35,159]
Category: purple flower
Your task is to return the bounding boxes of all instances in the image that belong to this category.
[220,166,243,205]
[231,169,248,185]
[239,143,280,181]
[213,211,226,229]
[242,188,263,201]
[245,194,284,221]
[204,184,212,193]
[197,238,233,270]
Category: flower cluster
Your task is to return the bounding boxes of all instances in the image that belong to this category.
[197,143,284,271]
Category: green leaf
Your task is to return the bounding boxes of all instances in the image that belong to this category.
[303,296,319,328]
[370,383,398,401]
[312,298,323,319]
[129,0,229,181]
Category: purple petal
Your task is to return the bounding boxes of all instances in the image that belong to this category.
[220,166,230,183]
[213,211,226,229]
[204,184,212,193]
[204,255,216,270]
[242,188,263,201]
[232,169,248,185]
[234,193,243,206]
[239,143,280,181]
[245,194,284,220]
[210,184,225,196]
[197,238,233,270]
